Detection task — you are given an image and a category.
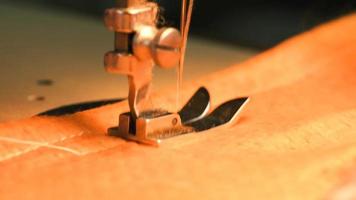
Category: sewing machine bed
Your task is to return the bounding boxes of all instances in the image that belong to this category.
[1,12,356,200]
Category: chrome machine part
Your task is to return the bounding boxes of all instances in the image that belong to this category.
[104,1,250,146]
[108,87,250,146]
[105,0,186,144]
[104,0,182,118]
[109,87,212,146]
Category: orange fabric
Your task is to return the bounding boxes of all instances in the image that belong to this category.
[1,14,356,200]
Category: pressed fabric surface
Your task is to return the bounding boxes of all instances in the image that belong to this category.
[0,14,356,200]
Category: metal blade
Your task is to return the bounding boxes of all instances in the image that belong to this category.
[178,87,211,124]
[187,97,249,132]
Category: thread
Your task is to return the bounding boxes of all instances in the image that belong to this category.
[177,0,195,111]
[0,135,83,157]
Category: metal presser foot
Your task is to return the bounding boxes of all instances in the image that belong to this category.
[108,87,249,146]
[103,0,249,146]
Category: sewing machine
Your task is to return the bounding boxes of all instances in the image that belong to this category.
[103,0,249,145]
[1,1,356,199]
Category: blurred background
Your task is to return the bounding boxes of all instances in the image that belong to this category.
[0,0,355,121]
[3,0,355,48]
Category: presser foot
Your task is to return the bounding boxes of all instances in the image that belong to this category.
[109,87,250,146]
[108,87,210,146]
[109,111,191,146]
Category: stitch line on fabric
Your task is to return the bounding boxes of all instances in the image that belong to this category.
[0,132,85,163]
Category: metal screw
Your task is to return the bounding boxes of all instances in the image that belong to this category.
[37,79,54,86]
[152,28,182,69]
[172,118,178,126]
[27,95,45,102]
